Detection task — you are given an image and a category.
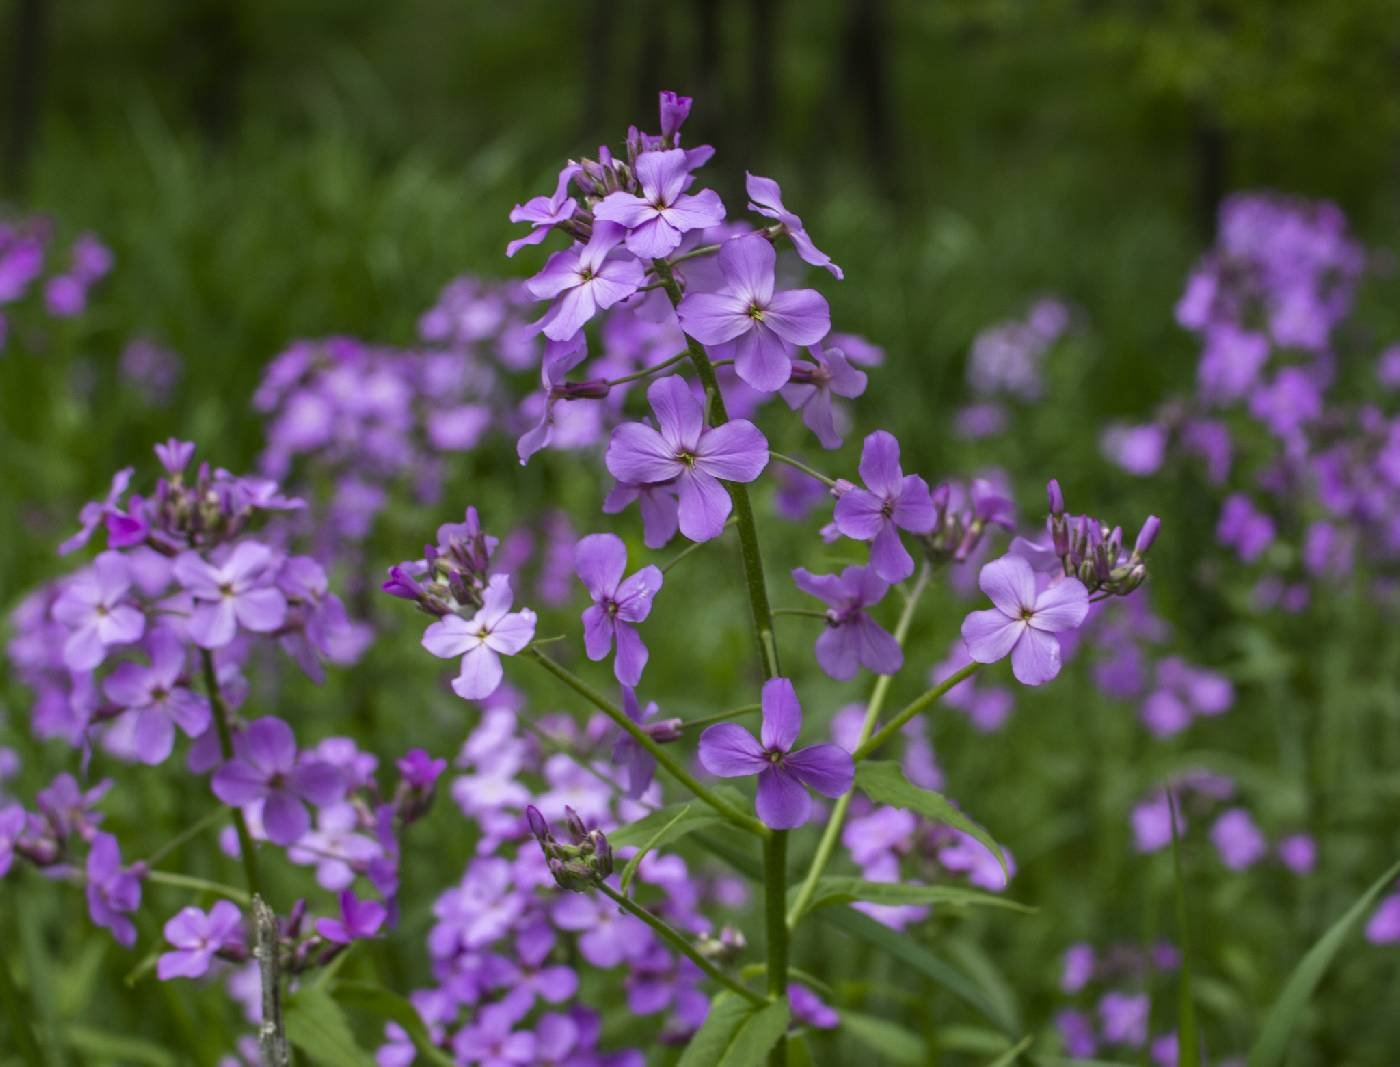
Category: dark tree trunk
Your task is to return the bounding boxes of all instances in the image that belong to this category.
[3,0,50,199]
[1194,113,1229,241]
[840,0,897,199]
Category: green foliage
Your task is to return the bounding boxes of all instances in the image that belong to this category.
[786,876,1033,922]
[855,761,1009,878]
[676,994,791,1067]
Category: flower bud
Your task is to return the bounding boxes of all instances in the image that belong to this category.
[554,378,611,402]
[1047,479,1065,517]
[644,717,685,743]
[659,91,693,143]
[1133,515,1161,558]
[563,806,588,844]
[525,805,550,846]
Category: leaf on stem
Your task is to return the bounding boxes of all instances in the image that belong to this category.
[785,876,1033,923]
[855,762,1010,880]
[677,992,791,1067]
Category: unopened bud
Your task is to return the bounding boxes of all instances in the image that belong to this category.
[1133,515,1161,558]
[555,378,611,402]
[659,90,693,143]
[1047,479,1065,517]
[564,806,588,844]
[645,717,685,743]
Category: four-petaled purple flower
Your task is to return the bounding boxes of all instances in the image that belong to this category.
[527,223,647,341]
[745,172,843,279]
[960,555,1089,686]
[103,628,211,764]
[604,376,768,543]
[52,550,145,671]
[173,542,287,650]
[593,149,725,259]
[316,889,388,944]
[506,164,580,257]
[698,677,854,830]
[833,431,935,582]
[211,716,346,845]
[780,345,867,449]
[574,533,663,686]
[158,900,242,980]
[86,831,144,947]
[791,565,902,680]
[421,574,538,700]
[677,233,831,392]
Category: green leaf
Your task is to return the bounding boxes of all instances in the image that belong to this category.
[1247,856,1400,1067]
[840,1011,925,1064]
[787,876,1033,922]
[677,993,791,1067]
[620,804,694,896]
[819,907,1019,1036]
[788,1033,816,1067]
[983,1033,1034,1067]
[609,797,728,849]
[64,1025,178,1066]
[330,980,457,1067]
[285,986,378,1067]
[855,762,1009,879]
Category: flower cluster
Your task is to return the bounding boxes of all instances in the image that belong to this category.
[0,217,113,348]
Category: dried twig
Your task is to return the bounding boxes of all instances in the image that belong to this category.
[253,895,290,1067]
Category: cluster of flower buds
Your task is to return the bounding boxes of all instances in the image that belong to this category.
[1046,480,1159,597]
[920,478,1015,565]
[525,805,613,893]
[695,925,748,967]
[383,507,499,616]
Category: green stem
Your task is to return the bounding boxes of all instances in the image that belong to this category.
[597,881,766,1006]
[144,806,228,866]
[767,450,837,489]
[764,831,790,1066]
[527,649,769,837]
[145,870,252,905]
[684,703,762,731]
[787,563,933,927]
[660,517,736,574]
[852,661,983,763]
[199,650,263,899]
[651,257,780,680]
[604,349,689,387]
[0,913,45,1067]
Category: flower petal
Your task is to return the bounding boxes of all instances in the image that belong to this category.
[695,420,769,482]
[574,533,628,599]
[646,376,704,452]
[756,767,811,830]
[717,232,776,305]
[1010,626,1062,686]
[759,677,802,752]
[1029,576,1090,633]
[978,555,1036,617]
[784,744,854,798]
[697,723,767,777]
[675,469,732,542]
[764,288,831,346]
[606,423,684,486]
[961,609,1025,665]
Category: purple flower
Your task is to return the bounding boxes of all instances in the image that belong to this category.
[676,233,831,391]
[1210,808,1267,870]
[604,376,768,542]
[1062,943,1095,992]
[780,346,867,449]
[658,90,692,141]
[173,543,287,650]
[317,889,388,944]
[86,832,143,947]
[593,149,725,259]
[1102,423,1168,477]
[791,565,902,680]
[960,555,1088,686]
[1099,991,1149,1047]
[1056,1010,1099,1058]
[527,224,647,341]
[103,628,211,764]
[603,480,680,549]
[698,677,853,829]
[1277,833,1317,875]
[59,467,134,555]
[421,574,537,700]
[52,551,146,670]
[1366,890,1400,944]
[507,164,580,257]
[158,901,242,979]
[745,172,843,279]
[611,686,664,799]
[1216,494,1275,563]
[574,533,663,686]
[211,717,345,845]
[788,983,839,1029]
[833,431,935,581]
[0,805,25,877]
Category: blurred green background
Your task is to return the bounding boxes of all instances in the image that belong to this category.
[5,1,1400,1064]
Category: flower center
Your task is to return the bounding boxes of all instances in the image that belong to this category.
[747,302,766,322]
[766,749,784,764]
[675,449,697,469]
[577,267,596,282]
